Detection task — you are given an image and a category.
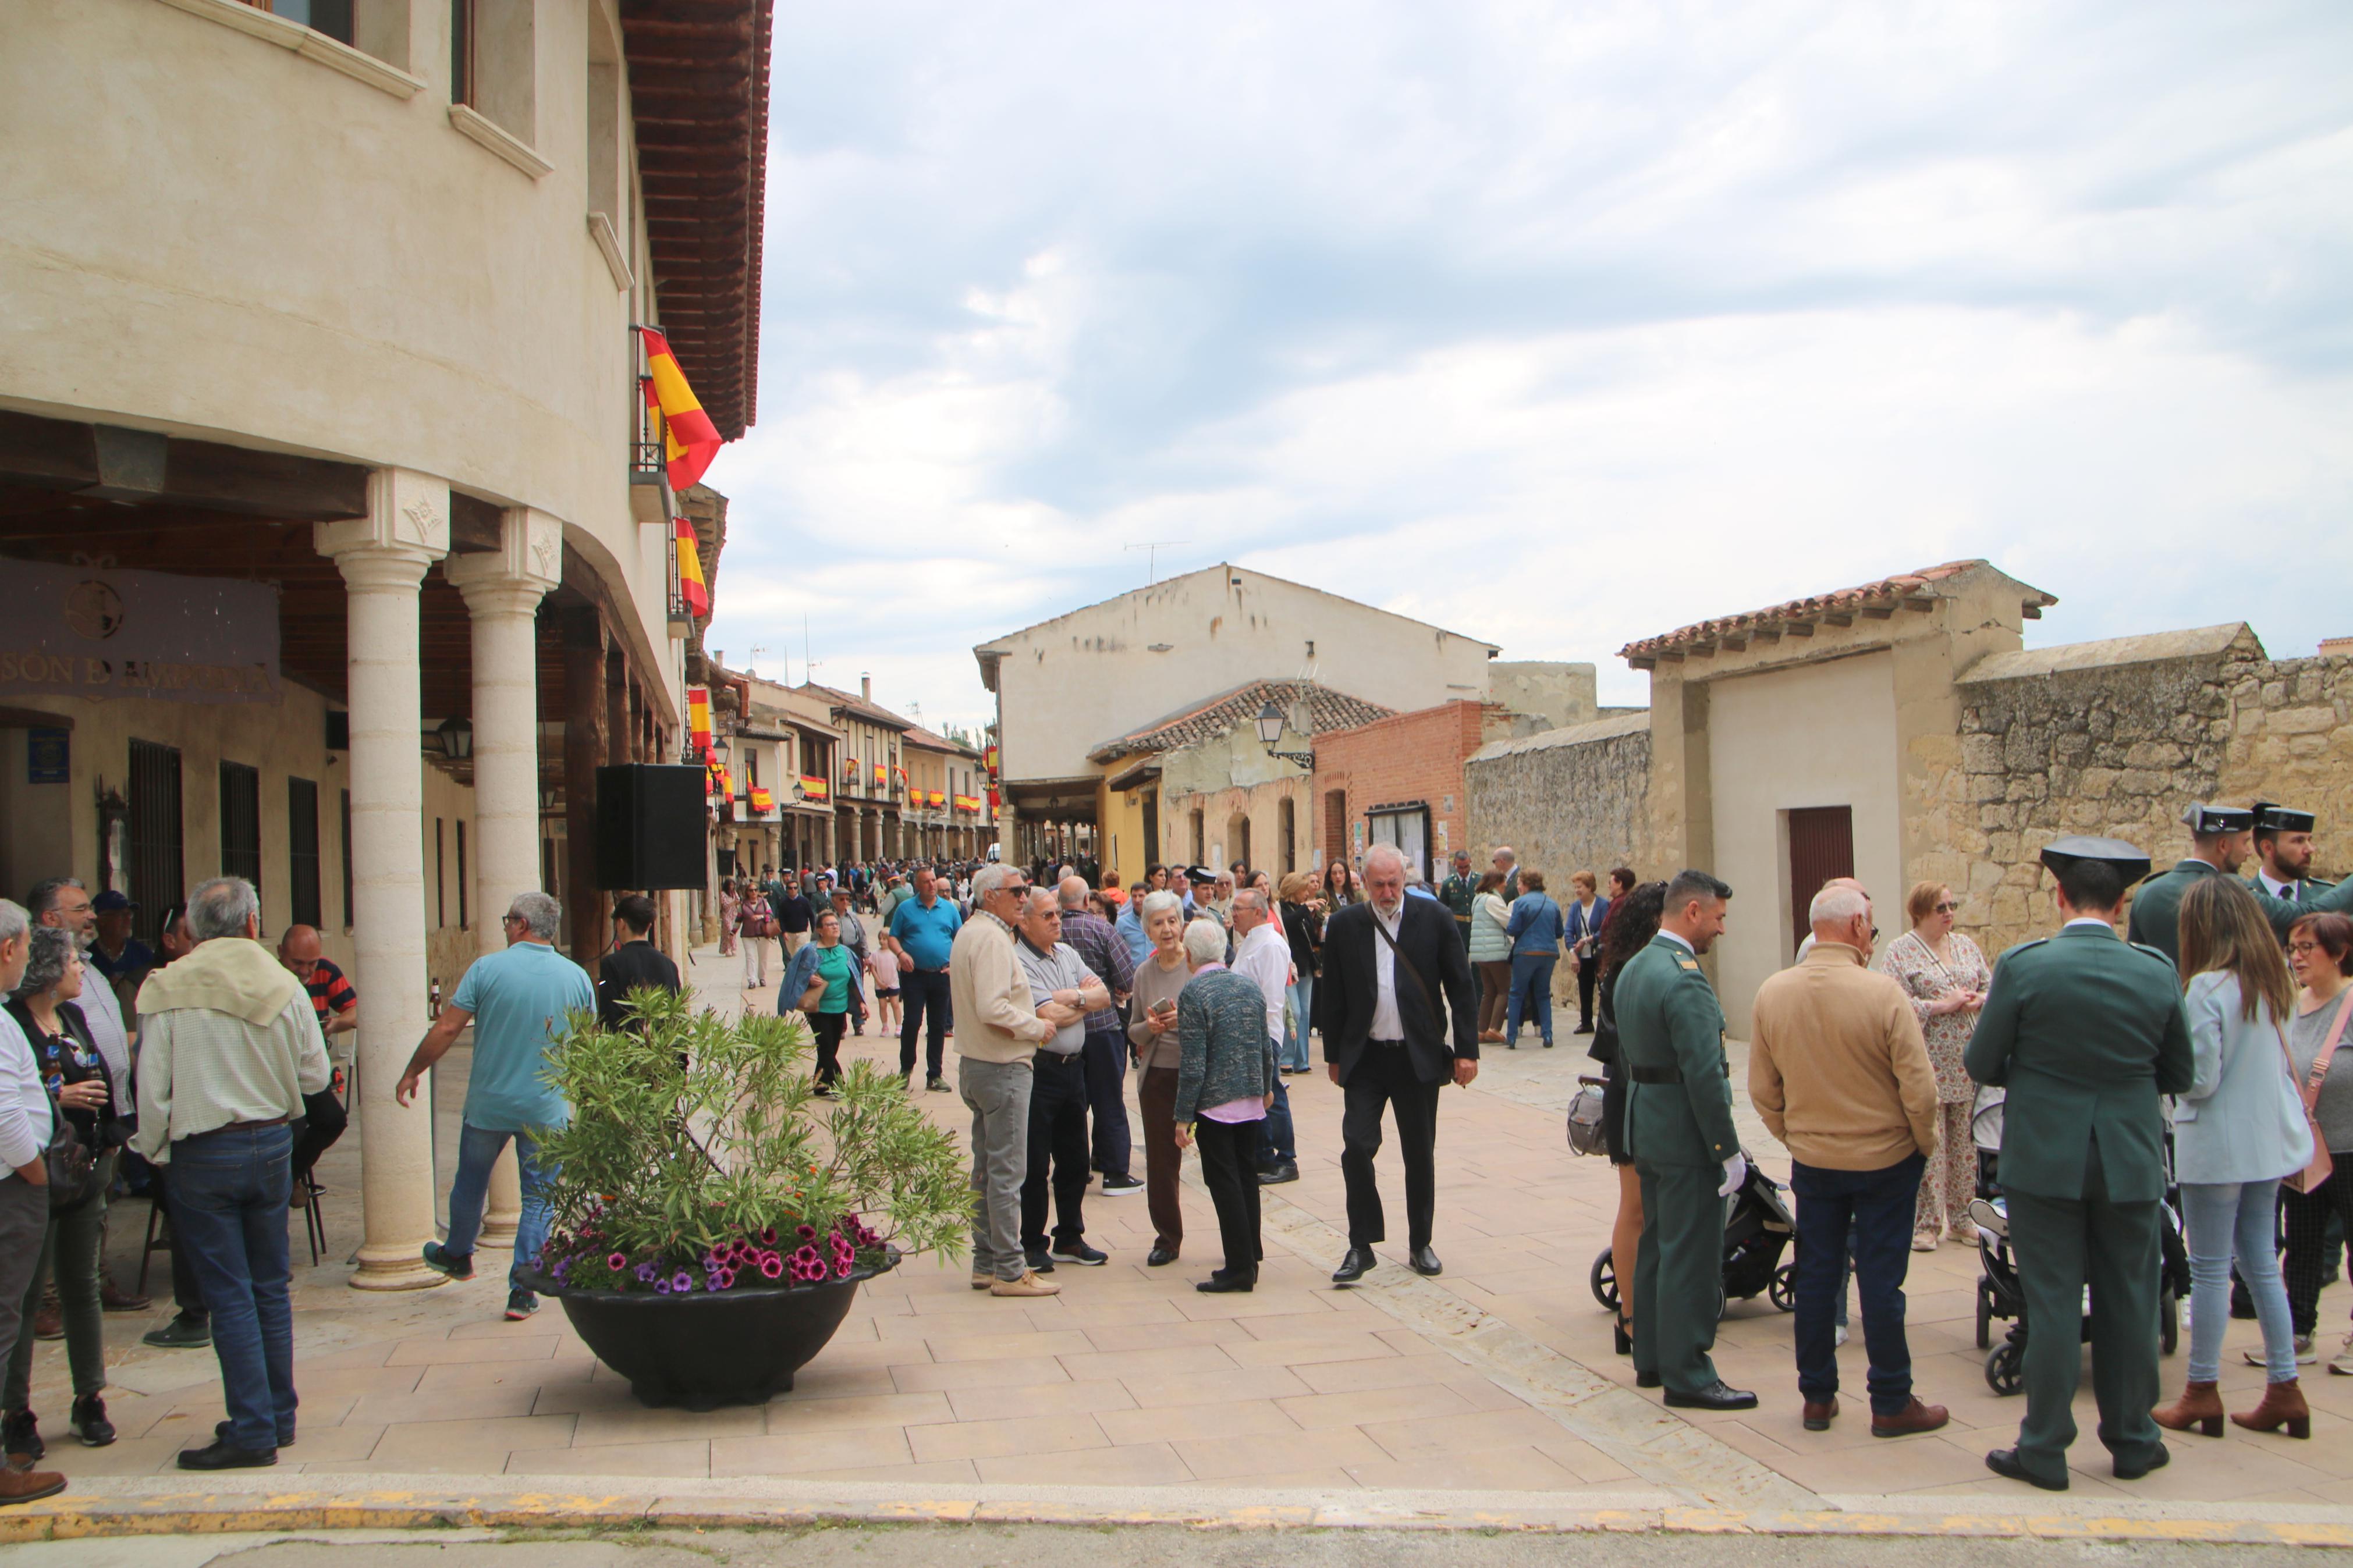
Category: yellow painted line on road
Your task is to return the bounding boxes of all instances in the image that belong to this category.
[5,1489,2352,1547]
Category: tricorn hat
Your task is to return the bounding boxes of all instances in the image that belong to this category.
[2180,802,2255,837]
[2253,802,2316,836]
[2038,835,2153,889]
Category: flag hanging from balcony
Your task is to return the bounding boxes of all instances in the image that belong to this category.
[638,328,723,490]
[686,685,712,755]
[799,774,830,803]
[673,515,709,618]
[749,785,775,815]
[705,755,729,797]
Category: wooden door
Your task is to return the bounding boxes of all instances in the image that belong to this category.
[1787,805,1854,958]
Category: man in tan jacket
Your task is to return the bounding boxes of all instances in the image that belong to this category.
[951,863,1083,1298]
[1749,880,1946,1439]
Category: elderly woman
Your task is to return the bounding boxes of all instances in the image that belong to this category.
[1172,916,1278,1293]
[1503,870,1564,1049]
[2280,912,2353,1377]
[2,929,119,1455]
[716,878,741,958]
[780,909,856,1096]
[1468,870,1514,1043]
[1875,881,1991,1249]
[1127,891,1191,1265]
[1276,872,1323,1072]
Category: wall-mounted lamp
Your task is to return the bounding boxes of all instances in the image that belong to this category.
[1255,699,1313,770]
[436,714,474,761]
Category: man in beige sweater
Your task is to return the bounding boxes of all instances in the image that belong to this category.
[951,863,1083,1297]
[1749,881,1947,1439]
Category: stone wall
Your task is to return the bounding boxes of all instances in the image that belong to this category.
[1955,624,2351,955]
[1465,711,1659,886]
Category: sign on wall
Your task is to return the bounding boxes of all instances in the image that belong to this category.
[26,727,68,784]
[0,560,281,705]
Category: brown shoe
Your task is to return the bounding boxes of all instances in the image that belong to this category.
[0,1462,65,1506]
[1802,1395,1839,1431]
[970,1271,993,1292]
[100,1275,152,1314]
[2231,1377,2311,1440]
[1871,1398,1950,1438]
[30,1303,61,1343]
[988,1270,1061,1297]
[2152,1379,2224,1438]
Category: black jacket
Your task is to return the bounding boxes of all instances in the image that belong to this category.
[1315,897,1479,1086]
[597,940,682,1031]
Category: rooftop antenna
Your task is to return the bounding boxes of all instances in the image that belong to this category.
[1125,540,1190,585]
[801,616,819,683]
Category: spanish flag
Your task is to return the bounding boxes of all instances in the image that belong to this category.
[638,328,723,490]
[686,685,712,755]
[674,515,709,618]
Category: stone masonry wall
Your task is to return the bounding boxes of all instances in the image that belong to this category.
[1464,712,1659,888]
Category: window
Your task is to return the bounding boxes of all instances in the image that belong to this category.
[1367,803,1432,885]
[1322,788,1347,869]
[449,0,474,104]
[456,819,469,929]
[288,778,322,929]
[244,0,354,44]
[340,788,354,928]
[129,740,185,948]
[219,762,262,886]
[1190,808,1205,866]
[1278,797,1296,874]
[452,0,535,142]
[434,817,447,928]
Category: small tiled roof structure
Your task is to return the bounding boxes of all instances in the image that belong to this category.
[798,681,914,730]
[1088,680,1394,764]
[902,723,979,758]
[1618,560,2057,670]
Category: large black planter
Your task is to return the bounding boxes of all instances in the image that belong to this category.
[526,1257,891,1410]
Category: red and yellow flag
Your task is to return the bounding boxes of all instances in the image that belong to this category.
[673,515,709,618]
[798,774,830,803]
[638,328,723,490]
[686,685,712,754]
[705,755,729,797]
[749,785,774,815]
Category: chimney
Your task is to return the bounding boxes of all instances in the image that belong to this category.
[861,674,872,703]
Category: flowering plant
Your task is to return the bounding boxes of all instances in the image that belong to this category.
[527,988,967,1296]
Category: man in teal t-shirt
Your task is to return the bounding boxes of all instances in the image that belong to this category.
[395,891,595,1320]
[886,867,964,1090]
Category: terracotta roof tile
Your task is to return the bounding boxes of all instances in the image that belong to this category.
[1088,680,1394,763]
[1617,560,2056,666]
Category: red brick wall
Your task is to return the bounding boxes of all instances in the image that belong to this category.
[1312,701,1495,877]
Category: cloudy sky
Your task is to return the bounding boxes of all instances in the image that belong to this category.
[699,1,2353,731]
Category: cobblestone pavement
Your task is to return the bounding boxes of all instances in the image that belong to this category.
[22,945,2353,1510]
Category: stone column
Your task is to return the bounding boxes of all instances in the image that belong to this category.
[317,469,450,1293]
[445,508,560,1251]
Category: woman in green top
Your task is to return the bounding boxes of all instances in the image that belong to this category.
[783,910,858,1095]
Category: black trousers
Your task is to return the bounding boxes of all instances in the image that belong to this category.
[1193,1116,1263,1283]
[1575,957,1599,1029]
[810,1011,848,1087]
[290,1085,348,1187]
[1339,1044,1442,1249]
[1081,1027,1133,1178]
[1021,1053,1091,1249]
[898,968,952,1079]
[2282,1166,2353,1336]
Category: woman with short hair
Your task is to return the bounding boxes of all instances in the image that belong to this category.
[1874,881,1991,1249]
[1127,891,1192,1265]
[2278,912,2353,1377]
[1467,870,1513,1043]
[1502,869,1564,1049]
[2154,877,2314,1441]
[1173,917,1277,1293]
[780,909,855,1096]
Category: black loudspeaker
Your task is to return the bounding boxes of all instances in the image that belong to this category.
[595,764,706,890]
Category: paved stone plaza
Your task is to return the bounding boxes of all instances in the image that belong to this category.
[20,947,2353,1511]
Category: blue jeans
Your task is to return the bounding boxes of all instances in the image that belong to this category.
[1505,954,1555,1044]
[2183,1179,2297,1383]
[1282,977,1315,1070]
[1791,1154,1925,1415]
[443,1123,559,1296]
[1257,1059,1296,1168]
[166,1123,296,1450]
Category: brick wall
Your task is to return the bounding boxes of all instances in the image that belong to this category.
[1313,701,1499,876]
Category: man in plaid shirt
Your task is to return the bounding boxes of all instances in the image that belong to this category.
[1055,876,1140,1195]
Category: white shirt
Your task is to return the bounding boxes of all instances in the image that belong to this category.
[74,958,132,1085]
[1231,919,1290,1045]
[0,1008,52,1170]
[1659,929,1696,954]
[2258,871,2301,902]
[1369,899,1406,1041]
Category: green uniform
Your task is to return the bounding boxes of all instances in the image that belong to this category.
[1963,923,2194,1487]
[1439,872,1478,951]
[1616,934,1740,1396]
[2127,858,2353,968]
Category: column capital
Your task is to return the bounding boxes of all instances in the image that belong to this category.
[315,467,450,580]
[445,506,562,609]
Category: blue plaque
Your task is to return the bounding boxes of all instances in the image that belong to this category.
[27,728,68,785]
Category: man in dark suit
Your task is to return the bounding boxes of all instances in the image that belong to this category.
[1965,836,2194,1492]
[1316,842,1479,1285]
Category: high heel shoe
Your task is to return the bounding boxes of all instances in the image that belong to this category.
[1613,1315,1633,1356]
[2151,1379,2224,1438]
[2231,1377,2311,1439]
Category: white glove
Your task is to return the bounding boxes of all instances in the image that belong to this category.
[1717,1153,1747,1198]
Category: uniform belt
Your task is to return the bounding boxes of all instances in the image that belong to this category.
[1629,1066,1681,1085]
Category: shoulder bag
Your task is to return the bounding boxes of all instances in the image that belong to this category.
[2280,990,2350,1194]
[44,1107,99,1214]
[1566,1075,1609,1156]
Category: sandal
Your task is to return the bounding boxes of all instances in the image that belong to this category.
[1911,1231,1939,1253]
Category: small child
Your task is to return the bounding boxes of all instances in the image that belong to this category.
[868,943,902,1034]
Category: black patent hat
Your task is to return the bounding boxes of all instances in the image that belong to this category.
[2038,834,2153,888]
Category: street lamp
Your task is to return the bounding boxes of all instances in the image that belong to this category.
[435,713,473,761]
[1255,698,1313,769]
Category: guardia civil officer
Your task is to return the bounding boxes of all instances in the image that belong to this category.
[1617,869,1755,1410]
[2131,805,2353,966]
[2249,803,2331,905]
[1965,837,2194,1491]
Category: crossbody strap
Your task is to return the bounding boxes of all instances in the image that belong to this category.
[1371,911,1440,1039]
[2302,990,2353,1106]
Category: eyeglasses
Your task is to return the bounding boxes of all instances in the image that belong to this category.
[2290,941,2323,955]
[1933,901,1960,914]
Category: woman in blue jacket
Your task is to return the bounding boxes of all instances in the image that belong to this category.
[2153,878,2313,1441]
[1502,870,1565,1049]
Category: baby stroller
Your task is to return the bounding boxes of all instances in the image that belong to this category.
[1591,1148,1798,1320]
[1968,1086,2187,1394]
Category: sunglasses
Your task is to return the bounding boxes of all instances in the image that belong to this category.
[1933,901,1960,914]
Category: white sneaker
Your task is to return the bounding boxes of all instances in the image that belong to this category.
[2245,1335,2319,1367]
[1833,1324,1850,1347]
[2330,1332,2353,1376]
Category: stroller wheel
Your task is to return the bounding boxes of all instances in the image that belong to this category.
[1769,1261,1795,1313]
[1985,1339,2025,1396]
[1589,1248,1619,1311]
[2160,1283,2180,1357]
[1975,1281,1993,1351]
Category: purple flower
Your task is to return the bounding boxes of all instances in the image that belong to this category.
[758,1255,784,1280]
[702,1251,721,1272]
[634,1263,657,1282]
[672,1271,694,1293]
[760,1226,778,1246]
[796,1224,817,1242]
[653,1278,673,1294]
[834,1257,852,1278]
[793,1244,821,1267]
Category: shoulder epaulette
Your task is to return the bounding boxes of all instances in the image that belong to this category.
[2128,941,2174,966]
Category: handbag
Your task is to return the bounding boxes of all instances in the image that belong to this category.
[43,1110,99,1214]
[1566,1075,1609,1156]
[2282,990,2351,1195]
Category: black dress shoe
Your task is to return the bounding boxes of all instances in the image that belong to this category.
[2113,1442,2170,1481]
[1636,1370,1662,1389]
[1331,1246,1377,1285]
[1146,1246,1179,1267]
[178,1438,277,1470]
[1408,1245,1442,1277]
[1663,1381,1759,1410]
[1255,1162,1300,1185]
[1024,1247,1056,1274]
[1985,1448,2068,1491]
[1197,1274,1255,1293]
[215,1418,293,1449]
